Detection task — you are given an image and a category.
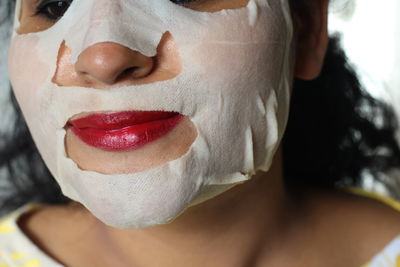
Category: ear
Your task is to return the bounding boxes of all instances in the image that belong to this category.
[293,0,329,80]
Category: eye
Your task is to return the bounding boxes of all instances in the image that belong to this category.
[170,0,200,5]
[35,0,73,21]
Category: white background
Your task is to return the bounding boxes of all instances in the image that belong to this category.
[330,0,400,120]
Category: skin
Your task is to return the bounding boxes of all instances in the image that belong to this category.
[14,0,400,266]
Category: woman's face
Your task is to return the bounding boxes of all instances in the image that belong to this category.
[8,0,322,228]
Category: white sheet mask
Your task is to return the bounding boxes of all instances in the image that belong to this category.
[9,0,294,229]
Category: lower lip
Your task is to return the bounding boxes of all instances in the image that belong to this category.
[70,114,184,151]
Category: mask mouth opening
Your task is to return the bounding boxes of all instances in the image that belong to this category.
[63,111,198,175]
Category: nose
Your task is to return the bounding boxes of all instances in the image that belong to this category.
[53,32,181,89]
[76,42,154,85]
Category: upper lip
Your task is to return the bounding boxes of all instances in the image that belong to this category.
[68,111,180,131]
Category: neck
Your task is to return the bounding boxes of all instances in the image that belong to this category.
[90,148,292,266]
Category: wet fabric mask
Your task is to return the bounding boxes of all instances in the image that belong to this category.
[9,0,293,229]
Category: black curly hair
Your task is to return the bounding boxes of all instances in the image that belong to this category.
[283,37,400,192]
[1,0,400,215]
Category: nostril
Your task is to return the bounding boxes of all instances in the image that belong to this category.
[118,67,139,81]
[116,64,154,82]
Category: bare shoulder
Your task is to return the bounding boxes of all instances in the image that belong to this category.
[295,188,400,266]
[309,188,400,237]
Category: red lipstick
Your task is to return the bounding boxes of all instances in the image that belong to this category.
[68,111,184,151]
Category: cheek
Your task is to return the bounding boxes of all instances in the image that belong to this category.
[8,35,52,109]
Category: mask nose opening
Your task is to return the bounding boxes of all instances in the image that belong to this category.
[52,32,182,89]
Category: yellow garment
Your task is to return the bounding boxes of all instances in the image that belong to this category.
[1,189,400,267]
[344,187,400,267]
